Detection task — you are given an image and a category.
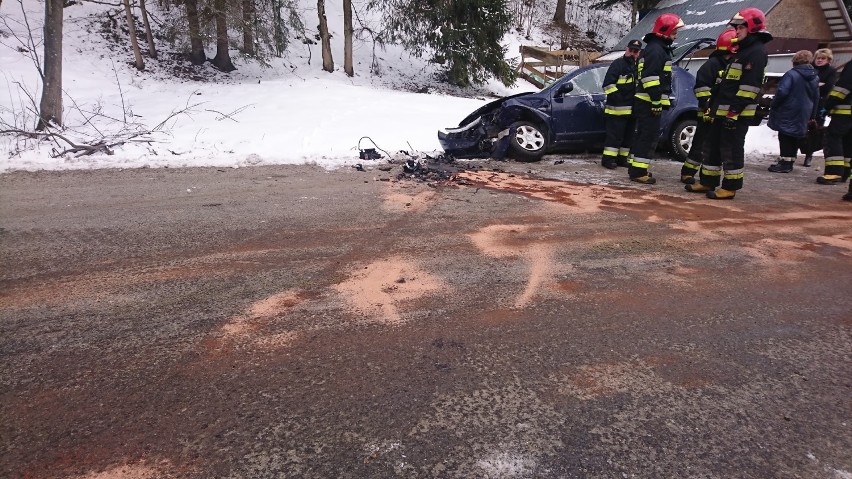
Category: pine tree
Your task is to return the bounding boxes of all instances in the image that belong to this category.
[379,0,516,87]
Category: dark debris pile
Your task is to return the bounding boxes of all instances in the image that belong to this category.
[393,153,496,186]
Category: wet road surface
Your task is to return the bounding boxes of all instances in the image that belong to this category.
[1,154,851,478]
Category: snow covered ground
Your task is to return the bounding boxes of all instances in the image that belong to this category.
[0,0,789,173]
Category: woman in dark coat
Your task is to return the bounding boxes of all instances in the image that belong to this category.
[802,48,838,166]
[767,50,820,173]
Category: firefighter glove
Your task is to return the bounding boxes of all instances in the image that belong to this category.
[722,117,737,130]
[650,106,662,116]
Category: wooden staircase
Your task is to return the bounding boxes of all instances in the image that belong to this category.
[518,46,602,88]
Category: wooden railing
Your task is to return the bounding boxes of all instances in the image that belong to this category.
[518,46,602,88]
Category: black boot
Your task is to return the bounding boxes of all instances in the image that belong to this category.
[768,159,794,173]
[844,184,852,202]
[803,155,812,167]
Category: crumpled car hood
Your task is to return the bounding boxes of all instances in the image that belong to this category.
[457,92,536,127]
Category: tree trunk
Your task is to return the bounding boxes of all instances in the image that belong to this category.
[553,0,567,24]
[242,0,255,56]
[139,0,157,59]
[343,0,352,76]
[37,0,63,130]
[632,0,638,27]
[317,0,333,72]
[211,0,236,71]
[123,0,145,70]
[184,0,205,64]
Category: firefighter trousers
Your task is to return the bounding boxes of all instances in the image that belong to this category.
[681,118,713,178]
[602,114,635,167]
[823,116,852,179]
[699,119,749,191]
[628,102,660,178]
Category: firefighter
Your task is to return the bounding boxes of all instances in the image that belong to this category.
[628,13,684,185]
[817,63,852,188]
[601,39,642,169]
[680,29,737,184]
[686,8,772,200]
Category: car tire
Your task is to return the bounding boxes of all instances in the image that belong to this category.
[508,121,547,162]
[669,118,697,162]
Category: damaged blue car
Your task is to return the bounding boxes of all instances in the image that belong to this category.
[438,39,714,162]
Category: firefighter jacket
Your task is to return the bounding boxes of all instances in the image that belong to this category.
[825,64,852,117]
[635,34,674,108]
[710,31,772,119]
[602,55,636,116]
[693,51,728,117]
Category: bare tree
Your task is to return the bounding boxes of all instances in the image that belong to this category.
[211,0,236,71]
[553,0,566,24]
[242,0,255,55]
[184,0,206,64]
[317,0,333,72]
[123,0,145,70]
[139,0,157,59]
[37,0,63,130]
[343,0,352,76]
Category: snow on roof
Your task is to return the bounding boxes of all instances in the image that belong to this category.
[612,0,781,50]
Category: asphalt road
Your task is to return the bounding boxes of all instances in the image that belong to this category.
[1,153,851,479]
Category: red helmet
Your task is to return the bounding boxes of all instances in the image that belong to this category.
[652,13,685,38]
[716,28,738,53]
[730,7,766,34]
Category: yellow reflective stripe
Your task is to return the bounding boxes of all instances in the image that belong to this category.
[635,93,651,101]
[695,91,712,98]
[736,85,759,99]
[683,162,700,171]
[701,168,722,176]
[604,85,618,94]
[825,158,846,166]
[724,168,744,180]
[715,105,738,118]
[618,149,631,157]
[616,76,633,84]
[603,147,619,157]
[632,158,650,168]
[830,105,851,115]
[828,86,850,100]
[605,107,632,115]
[725,63,742,80]
[739,104,758,116]
[644,79,661,88]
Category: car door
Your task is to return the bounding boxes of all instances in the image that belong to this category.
[549,66,607,146]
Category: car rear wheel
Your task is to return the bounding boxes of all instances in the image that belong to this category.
[508,121,547,162]
[669,119,696,162]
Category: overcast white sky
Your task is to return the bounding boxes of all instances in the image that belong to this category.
[0,0,788,174]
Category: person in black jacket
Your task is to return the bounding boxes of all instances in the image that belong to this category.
[817,63,852,189]
[802,48,838,167]
[601,39,642,169]
[628,13,684,185]
[680,29,736,184]
[766,50,819,173]
[686,7,772,200]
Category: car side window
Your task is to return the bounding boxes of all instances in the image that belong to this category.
[566,68,606,95]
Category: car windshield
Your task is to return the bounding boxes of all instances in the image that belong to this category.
[544,66,605,96]
[566,67,605,95]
